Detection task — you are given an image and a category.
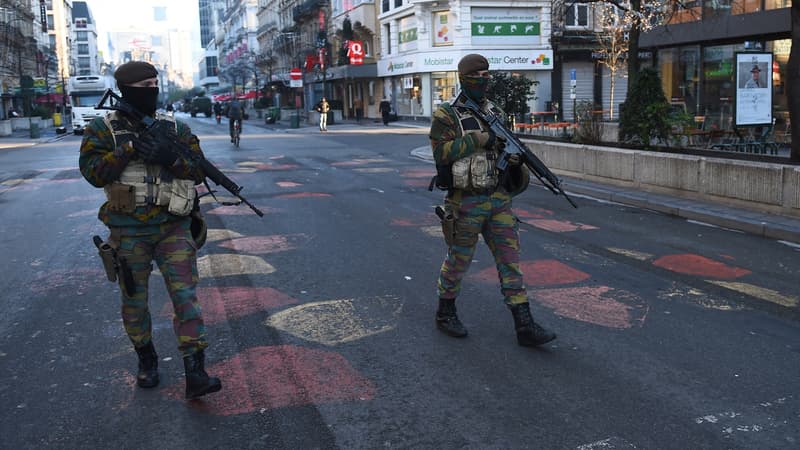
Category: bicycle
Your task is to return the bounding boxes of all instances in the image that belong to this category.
[232,119,241,148]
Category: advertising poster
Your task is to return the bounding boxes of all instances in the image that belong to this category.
[735,52,772,127]
[433,11,454,47]
[398,16,418,53]
[470,7,540,46]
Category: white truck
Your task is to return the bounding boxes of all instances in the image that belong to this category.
[67,75,116,135]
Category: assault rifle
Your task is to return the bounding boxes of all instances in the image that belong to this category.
[95,89,264,216]
[458,93,577,209]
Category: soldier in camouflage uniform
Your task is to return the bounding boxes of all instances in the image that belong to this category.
[79,61,222,398]
[429,54,556,347]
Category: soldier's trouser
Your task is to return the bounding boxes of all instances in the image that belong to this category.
[114,218,208,356]
[437,190,527,306]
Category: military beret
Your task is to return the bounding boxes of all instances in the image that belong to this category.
[114,61,159,86]
[458,54,489,76]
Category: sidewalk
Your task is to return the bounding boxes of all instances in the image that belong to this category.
[0,127,70,149]
[409,144,800,244]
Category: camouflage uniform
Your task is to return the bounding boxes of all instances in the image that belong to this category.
[430,98,527,306]
[79,113,208,357]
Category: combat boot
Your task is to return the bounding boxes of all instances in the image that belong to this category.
[183,349,222,399]
[436,298,468,337]
[135,341,159,388]
[510,302,556,347]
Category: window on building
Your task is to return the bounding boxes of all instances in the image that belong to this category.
[384,23,391,55]
[382,0,390,13]
[394,0,403,8]
[49,35,56,48]
[78,43,89,55]
[75,18,87,28]
[565,4,589,28]
[206,56,218,78]
[47,14,54,30]
[76,31,87,41]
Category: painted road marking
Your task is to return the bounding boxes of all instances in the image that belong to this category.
[167,346,376,416]
[533,285,647,329]
[218,234,310,254]
[352,167,395,173]
[206,204,276,215]
[778,240,800,250]
[524,219,598,232]
[706,281,798,307]
[163,286,300,325]
[400,169,434,178]
[276,181,303,188]
[266,295,403,346]
[274,192,332,199]
[606,247,653,261]
[657,283,745,311]
[577,436,638,449]
[473,259,590,287]
[653,254,751,279]
[205,228,244,243]
[331,159,389,166]
[694,396,797,437]
[197,254,276,278]
[421,225,442,238]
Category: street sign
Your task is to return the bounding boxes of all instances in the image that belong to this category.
[290,68,303,88]
[570,69,576,81]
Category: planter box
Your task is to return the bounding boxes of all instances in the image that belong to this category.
[0,120,11,136]
[10,117,42,130]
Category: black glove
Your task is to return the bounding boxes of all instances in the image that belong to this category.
[507,153,522,167]
[136,132,178,166]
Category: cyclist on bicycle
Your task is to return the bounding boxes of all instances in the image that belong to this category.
[227,99,243,142]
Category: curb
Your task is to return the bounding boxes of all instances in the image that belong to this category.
[409,145,800,244]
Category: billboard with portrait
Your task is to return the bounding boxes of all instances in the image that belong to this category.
[735,52,772,127]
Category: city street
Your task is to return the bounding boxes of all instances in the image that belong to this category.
[1,114,798,449]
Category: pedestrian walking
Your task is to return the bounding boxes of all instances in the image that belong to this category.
[316,97,330,131]
[78,60,222,399]
[379,97,391,126]
[428,54,556,347]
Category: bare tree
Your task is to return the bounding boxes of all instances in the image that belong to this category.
[594,4,629,120]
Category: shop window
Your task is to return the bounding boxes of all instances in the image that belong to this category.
[731,0,761,14]
[765,0,792,10]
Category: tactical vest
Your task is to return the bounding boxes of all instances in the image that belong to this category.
[449,100,500,191]
[102,111,196,216]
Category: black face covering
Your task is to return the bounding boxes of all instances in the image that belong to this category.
[119,86,159,116]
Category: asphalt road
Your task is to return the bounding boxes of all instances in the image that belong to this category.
[1,114,798,449]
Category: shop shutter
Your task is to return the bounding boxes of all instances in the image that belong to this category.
[561,62,594,122]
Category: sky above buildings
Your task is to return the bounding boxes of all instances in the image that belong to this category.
[84,0,201,76]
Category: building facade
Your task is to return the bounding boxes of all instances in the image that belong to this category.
[641,0,793,130]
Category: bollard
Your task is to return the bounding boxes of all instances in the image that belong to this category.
[29,122,40,139]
